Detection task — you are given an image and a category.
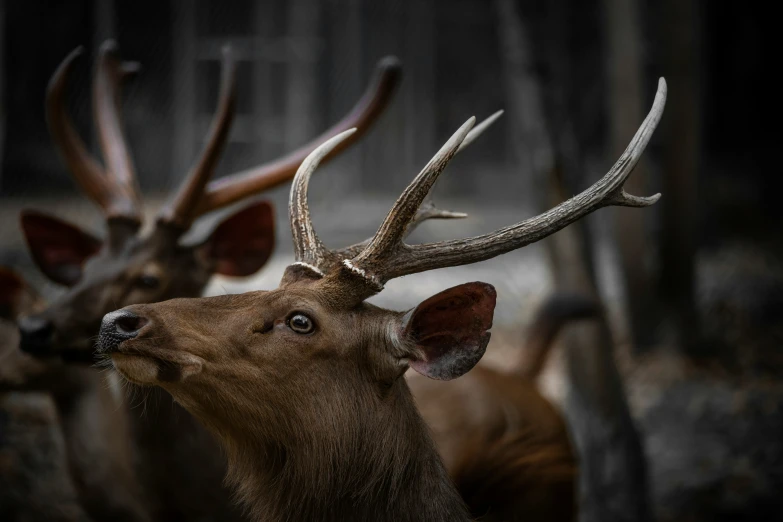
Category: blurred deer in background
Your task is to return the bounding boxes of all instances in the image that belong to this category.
[97,79,665,521]
[4,40,401,521]
[410,291,599,521]
[0,267,91,521]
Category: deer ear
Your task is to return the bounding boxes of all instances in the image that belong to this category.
[201,201,276,277]
[401,282,496,380]
[21,210,103,287]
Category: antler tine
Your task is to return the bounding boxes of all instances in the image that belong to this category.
[93,40,141,221]
[349,78,667,286]
[334,203,468,260]
[193,56,403,217]
[158,45,237,229]
[332,109,504,259]
[289,129,358,272]
[456,110,503,153]
[46,47,117,213]
[346,117,476,286]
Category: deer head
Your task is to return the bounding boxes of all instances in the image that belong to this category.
[0,268,55,389]
[0,268,45,321]
[17,41,402,362]
[97,80,666,519]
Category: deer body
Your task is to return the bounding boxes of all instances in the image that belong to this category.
[219,370,471,522]
[1,277,151,521]
[0,391,91,522]
[410,293,597,521]
[2,333,241,522]
[99,81,665,521]
[411,367,575,520]
[53,368,151,522]
[0,269,92,522]
[129,387,243,521]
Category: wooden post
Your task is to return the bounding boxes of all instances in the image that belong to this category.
[494,0,554,213]
[325,0,363,193]
[659,0,702,354]
[403,0,435,187]
[285,0,321,151]
[605,0,659,352]
[0,0,5,192]
[496,1,651,519]
[93,0,116,49]
[171,0,196,186]
[252,0,279,163]
[364,1,404,193]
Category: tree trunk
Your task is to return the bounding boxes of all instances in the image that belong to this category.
[171,0,196,187]
[659,0,702,355]
[285,0,322,151]
[0,0,5,193]
[494,0,553,212]
[496,2,651,520]
[604,0,660,352]
[548,167,651,522]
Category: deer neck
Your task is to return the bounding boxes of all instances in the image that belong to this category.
[217,378,472,522]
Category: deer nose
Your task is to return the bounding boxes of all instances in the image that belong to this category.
[99,310,148,353]
[18,315,55,355]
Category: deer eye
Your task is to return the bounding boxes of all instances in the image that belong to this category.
[287,313,314,334]
[136,275,161,290]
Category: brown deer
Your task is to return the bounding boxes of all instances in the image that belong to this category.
[409,291,599,521]
[0,267,92,521]
[8,41,401,521]
[97,79,666,521]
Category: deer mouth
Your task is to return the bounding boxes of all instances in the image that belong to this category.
[108,352,175,385]
[98,311,203,384]
[101,339,198,385]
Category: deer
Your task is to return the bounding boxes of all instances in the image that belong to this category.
[96,78,667,521]
[409,291,599,521]
[7,40,402,521]
[0,267,92,521]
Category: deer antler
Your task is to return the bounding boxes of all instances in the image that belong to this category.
[93,40,141,220]
[46,44,141,222]
[288,79,667,300]
[191,56,403,218]
[332,110,505,259]
[157,45,237,228]
[288,111,504,273]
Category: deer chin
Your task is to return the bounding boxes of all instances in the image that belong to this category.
[111,348,204,386]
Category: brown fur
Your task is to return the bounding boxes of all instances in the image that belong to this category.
[0,389,91,522]
[0,270,90,521]
[410,367,576,521]
[1,270,151,522]
[10,195,276,521]
[407,292,598,521]
[12,220,258,522]
[99,278,502,521]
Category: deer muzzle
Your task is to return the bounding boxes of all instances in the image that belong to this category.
[99,309,148,353]
[17,315,55,355]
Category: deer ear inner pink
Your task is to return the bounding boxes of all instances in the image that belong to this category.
[202,201,276,277]
[20,210,103,287]
[402,282,496,380]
